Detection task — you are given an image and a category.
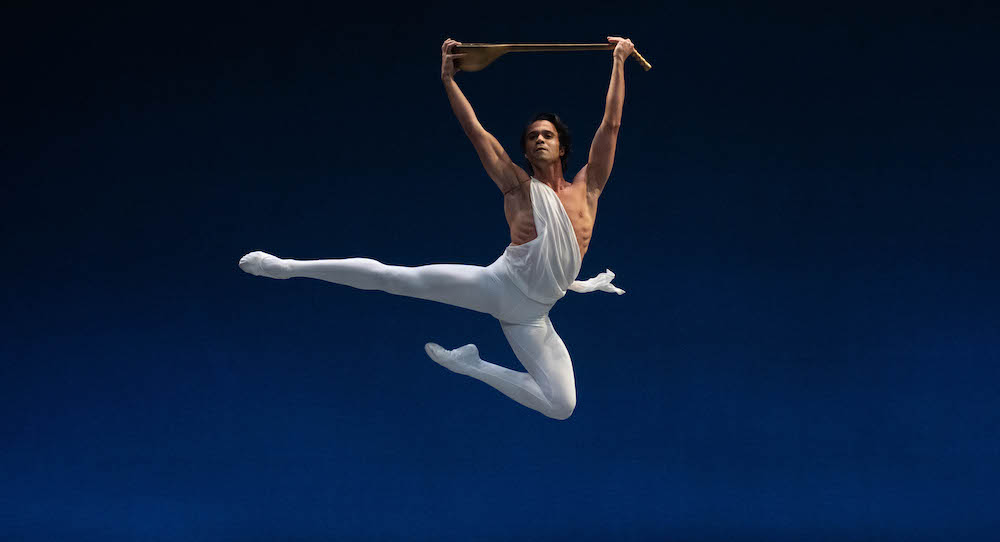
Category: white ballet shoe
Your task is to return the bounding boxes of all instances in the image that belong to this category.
[239,250,291,279]
[425,342,482,376]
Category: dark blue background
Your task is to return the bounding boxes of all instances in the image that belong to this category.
[3,2,998,540]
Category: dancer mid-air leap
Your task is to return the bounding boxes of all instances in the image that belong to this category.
[239,36,634,420]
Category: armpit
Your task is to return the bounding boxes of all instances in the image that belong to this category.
[502,176,531,196]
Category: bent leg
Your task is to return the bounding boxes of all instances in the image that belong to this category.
[240,251,505,316]
[500,316,577,420]
[426,315,577,420]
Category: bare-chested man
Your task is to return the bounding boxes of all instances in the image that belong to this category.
[238,36,633,420]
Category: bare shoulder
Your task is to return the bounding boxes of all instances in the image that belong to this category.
[502,166,532,197]
[511,162,531,188]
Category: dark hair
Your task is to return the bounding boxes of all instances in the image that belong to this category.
[519,112,572,175]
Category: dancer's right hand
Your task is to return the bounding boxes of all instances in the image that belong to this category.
[441,37,465,81]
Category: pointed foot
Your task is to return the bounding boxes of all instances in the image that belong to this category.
[239,251,292,279]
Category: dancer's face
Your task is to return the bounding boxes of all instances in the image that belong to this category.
[524,120,564,165]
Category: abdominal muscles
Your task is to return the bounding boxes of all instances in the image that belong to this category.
[508,209,538,246]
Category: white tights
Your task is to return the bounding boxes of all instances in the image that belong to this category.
[239,251,577,420]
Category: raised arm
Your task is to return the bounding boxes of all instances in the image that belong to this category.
[584,36,634,195]
[441,38,528,195]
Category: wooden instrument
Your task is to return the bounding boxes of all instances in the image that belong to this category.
[453,42,652,72]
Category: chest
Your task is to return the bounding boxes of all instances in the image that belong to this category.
[504,181,595,234]
[557,188,594,227]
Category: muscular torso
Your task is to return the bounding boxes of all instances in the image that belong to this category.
[504,176,599,259]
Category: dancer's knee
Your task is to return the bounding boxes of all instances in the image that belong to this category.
[546,392,576,421]
[384,265,437,298]
[377,262,411,294]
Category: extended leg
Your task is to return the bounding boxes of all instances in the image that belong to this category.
[239,250,505,316]
[425,316,577,420]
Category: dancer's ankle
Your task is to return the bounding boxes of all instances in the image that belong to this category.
[280,259,298,278]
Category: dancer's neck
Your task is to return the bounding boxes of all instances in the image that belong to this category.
[532,164,567,190]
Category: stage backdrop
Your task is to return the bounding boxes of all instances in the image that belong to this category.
[3,2,998,540]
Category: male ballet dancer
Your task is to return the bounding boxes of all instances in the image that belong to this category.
[239,36,634,420]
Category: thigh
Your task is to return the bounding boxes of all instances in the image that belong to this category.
[390,262,506,317]
[499,316,576,409]
[488,258,554,325]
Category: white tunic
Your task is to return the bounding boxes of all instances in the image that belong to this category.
[500,177,625,305]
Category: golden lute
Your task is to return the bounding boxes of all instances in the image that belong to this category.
[453,42,652,72]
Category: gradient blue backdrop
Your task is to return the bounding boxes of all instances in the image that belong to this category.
[3,2,998,540]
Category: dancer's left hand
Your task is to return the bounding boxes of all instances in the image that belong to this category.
[607,36,635,62]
